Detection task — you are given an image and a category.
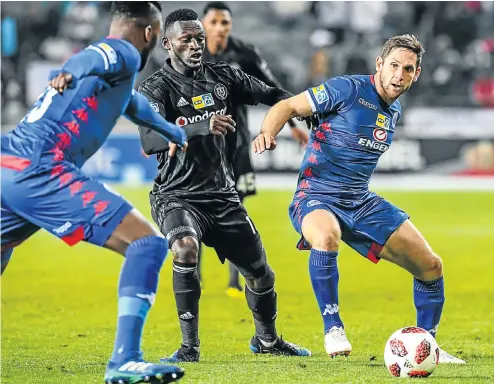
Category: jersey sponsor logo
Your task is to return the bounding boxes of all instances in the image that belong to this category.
[358,138,389,152]
[373,128,388,142]
[307,200,323,207]
[392,111,399,127]
[53,221,73,234]
[175,107,227,126]
[149,102,159,112]
[311,84,329,104]
[192,93,214,109]
[214,83,228,100]
[176,97,189,107]
[376,113,391,130]
[358,97,377,110]
[97,43,117,64]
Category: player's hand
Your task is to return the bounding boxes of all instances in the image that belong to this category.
[290,126,309,149]
[168,141,188,157]
[209,114,236,135]
[252,132,277,154]
[49,73,73,93]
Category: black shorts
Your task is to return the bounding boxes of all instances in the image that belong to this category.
[233,146,256,200]
[150,193,266,279]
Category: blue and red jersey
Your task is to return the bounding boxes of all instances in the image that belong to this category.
[296,75,402,200]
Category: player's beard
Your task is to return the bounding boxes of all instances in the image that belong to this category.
[379,75,406,102]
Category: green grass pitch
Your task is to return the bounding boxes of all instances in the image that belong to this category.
[2,189,493,383]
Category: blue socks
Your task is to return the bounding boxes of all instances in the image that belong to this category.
[110,236,168,365]
[309,249,343,333]
[414,276,445,338]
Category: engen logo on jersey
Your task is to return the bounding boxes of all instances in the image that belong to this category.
[376,113,391,130]
[311,85,329,104]
[373,128,388,142]
[192,93,214,109]
[175,107,227,126]
[358,138,389,152]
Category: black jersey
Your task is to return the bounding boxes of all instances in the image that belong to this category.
[138,59,291,202]
[203,36,286,150]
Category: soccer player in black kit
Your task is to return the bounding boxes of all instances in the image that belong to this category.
[200,1,309,297]
[138,9,311,363]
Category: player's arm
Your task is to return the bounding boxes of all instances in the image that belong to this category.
[49,40,139,91]
[247,47,307,140]
[229,65,293,107]
[252,93,313,153]
[125,90,188,152]
[135,85,236,155]
[253,76,356,153]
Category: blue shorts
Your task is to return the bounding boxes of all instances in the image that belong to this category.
[288,191,409,263]
[1,154,133,251]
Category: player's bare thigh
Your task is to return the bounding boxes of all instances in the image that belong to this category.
[105,208,163,255]
[301,209,342,252]
[378,219,443,280]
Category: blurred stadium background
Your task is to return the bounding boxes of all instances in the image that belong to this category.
[1,2,494,383]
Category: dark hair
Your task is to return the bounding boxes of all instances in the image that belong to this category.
[203,2,232,16]
[164,8,199,32]
[111,1,162,20]
[381,34,425,68]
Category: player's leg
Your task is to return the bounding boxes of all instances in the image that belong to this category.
[378,221,464,363]
[150,197,206,363]
[1,166,41,275]
[196,242,203,288]
[3,161,184,382]
[352,193,465,364]
[225,192,244,298]
[289,197,352,357]
[214,203,311,357]
[65,185,185,382]
[227,152,256,297]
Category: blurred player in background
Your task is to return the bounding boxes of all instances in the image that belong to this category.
[1,2,189,383]
[200,1,309,297]
[253,34,466,364]
[138,8,311,363]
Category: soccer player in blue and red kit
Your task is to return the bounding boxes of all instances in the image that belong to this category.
[252,34,465,364]
[1,2,190,383]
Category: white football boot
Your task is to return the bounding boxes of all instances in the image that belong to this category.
[438,348,467,364]
[324,326,352,357]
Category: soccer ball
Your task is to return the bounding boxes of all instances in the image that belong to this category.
[384,326,440,378]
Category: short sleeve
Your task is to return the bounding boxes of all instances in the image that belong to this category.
[305,76,357,115]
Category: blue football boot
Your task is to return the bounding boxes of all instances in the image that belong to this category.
[104,360,184,383]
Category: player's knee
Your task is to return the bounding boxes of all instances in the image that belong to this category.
[171,236,199,264]
[419,252,443,280]
[309,227,341,251]
[245,264,275,291]
[302,210,341,251]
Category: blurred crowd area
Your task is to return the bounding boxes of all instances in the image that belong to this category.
[1,1,493,125]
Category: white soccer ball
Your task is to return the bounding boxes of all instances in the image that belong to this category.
[384,326,440,378]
